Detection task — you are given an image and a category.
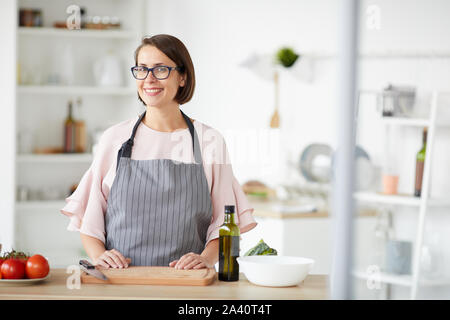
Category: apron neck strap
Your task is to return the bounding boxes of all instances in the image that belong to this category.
[117,109,202,170]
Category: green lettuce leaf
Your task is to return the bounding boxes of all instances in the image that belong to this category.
[244,239,278,256]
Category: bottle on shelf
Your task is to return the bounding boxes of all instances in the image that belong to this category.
[414,127,427,197]
[80,7,87,29]
[219,205,240,281]
[74,97,87,153]
[64,100,76,153]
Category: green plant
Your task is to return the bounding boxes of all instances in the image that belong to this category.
[276,47,300,68]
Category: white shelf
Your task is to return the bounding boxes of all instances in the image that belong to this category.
[381,117,431,127]
[18,27,136,39]
[17,153,93,163]
[353,269,450,287]
[354,192,421,206]
[16,200,66,211]
[353,269,412,286]
[296,51,450,60]
[353,192,450,207]
[359,50,450,59]
[17,85,135,95]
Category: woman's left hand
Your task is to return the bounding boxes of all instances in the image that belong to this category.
[169,252,213,270]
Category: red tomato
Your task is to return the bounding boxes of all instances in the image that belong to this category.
[17,257,28,266]
[1,250,29,266]
[1,259,26,279]
[25,255,49,279]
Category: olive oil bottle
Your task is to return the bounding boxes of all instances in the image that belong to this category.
[64,100,76,153]
[219,205,240,281]
[414,128,427,197]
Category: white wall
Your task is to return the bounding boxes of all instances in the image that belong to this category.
[144,0,450,299]
[0,0,17,252]
[145,0,340,187]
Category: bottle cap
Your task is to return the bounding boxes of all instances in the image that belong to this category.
[224,205,235,214]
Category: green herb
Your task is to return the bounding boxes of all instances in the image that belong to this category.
[276,47,299,68]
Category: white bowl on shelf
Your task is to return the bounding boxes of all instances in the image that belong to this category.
[236,256,314,287]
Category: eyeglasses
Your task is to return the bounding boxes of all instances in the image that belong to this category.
[131,65,183,80]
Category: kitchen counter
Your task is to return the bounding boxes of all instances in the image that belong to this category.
[243,198,378,274]
[0,269,328,300]
[249,198,376,219]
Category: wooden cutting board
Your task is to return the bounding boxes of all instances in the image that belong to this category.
[81,266,216,286]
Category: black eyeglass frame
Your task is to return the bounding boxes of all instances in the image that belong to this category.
[130,65,183,80]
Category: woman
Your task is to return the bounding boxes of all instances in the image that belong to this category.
[61,34,257,270]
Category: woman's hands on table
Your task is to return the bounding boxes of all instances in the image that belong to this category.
[94,249,130,269]
[169,252,214,270]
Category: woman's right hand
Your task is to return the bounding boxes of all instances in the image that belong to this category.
[93,249,130,269]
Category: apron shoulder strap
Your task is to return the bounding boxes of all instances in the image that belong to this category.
[180,110,203,165]
[116,112,146,171]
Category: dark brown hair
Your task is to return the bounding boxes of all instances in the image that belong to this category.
[134,34,195,105]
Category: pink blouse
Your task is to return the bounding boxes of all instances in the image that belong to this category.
[60,115,257,247]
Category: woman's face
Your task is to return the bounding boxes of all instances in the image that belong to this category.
[136,45,186,108]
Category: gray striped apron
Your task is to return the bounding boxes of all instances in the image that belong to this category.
[104,110,213,266]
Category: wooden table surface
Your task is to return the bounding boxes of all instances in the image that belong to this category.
[0,269,328,300]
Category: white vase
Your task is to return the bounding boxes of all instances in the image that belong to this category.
[93,53,123,87]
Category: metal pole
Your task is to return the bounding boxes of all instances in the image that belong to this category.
[330,0,359,300]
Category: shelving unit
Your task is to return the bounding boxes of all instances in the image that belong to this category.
[353,90,450,299]
[14,0,145,266]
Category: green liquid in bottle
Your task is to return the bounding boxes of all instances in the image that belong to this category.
[414,128,427,197]
[219,205,240,281]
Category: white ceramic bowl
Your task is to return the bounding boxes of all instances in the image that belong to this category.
[236,256,314,287]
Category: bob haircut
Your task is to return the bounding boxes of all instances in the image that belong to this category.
[134,34,195,105]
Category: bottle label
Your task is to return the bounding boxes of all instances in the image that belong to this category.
[219,235,239,281]
[231,235,239,256]
[219,235,239,257]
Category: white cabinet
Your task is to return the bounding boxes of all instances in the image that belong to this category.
[14,0,145,267]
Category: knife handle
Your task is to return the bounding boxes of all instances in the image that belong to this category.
[79,259,95,269]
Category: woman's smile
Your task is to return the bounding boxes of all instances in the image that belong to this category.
[144,87,164,96]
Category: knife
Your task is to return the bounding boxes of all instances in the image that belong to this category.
[79,259,109,281]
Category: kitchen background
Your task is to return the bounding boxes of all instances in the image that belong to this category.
[1,0,450,299]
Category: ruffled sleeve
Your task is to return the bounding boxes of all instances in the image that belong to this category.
[204,134,257,246]
[60,130,117,244]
